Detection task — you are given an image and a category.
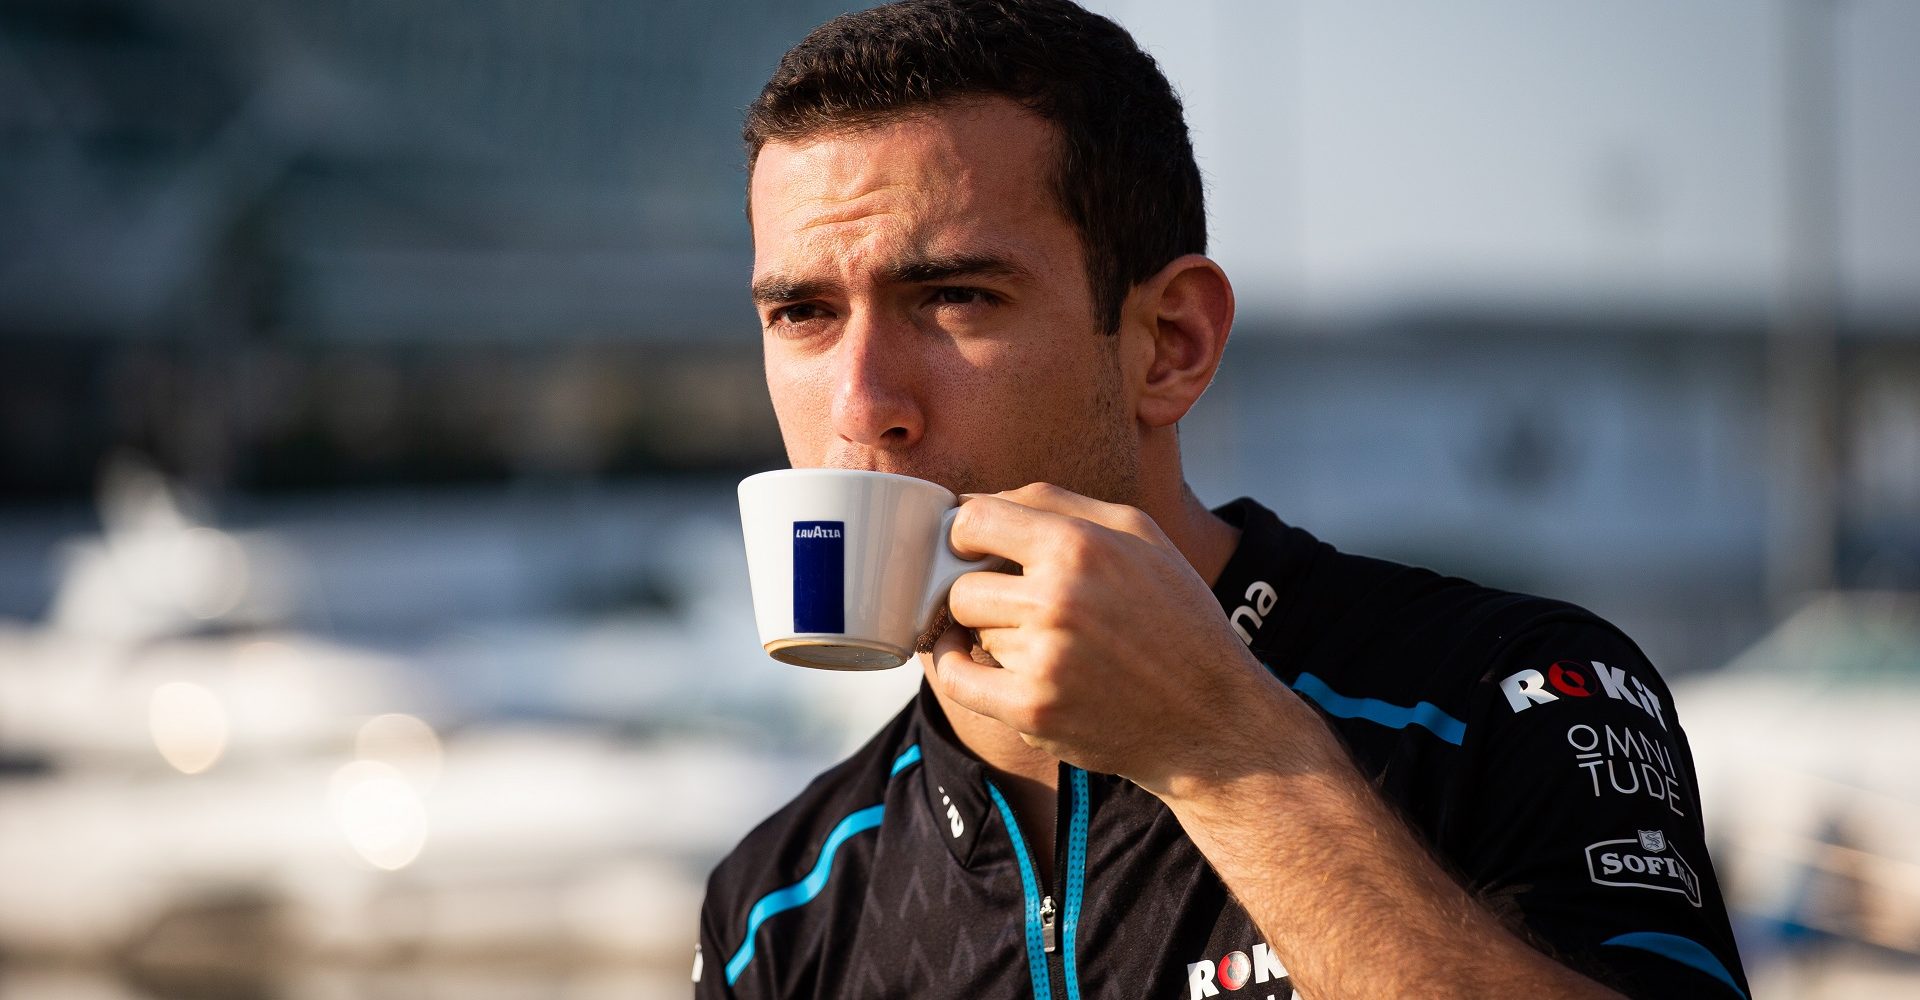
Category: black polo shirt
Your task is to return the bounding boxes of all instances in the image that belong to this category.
[695,498,1750,999]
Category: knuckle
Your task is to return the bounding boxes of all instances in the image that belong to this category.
[1022,682,1062,734]
[951,500,984,537]
[1036,581,1083,626]
[1058,522,1123,576]
[1006,695,1044,733]
[1053,523,1099,566]
[1030,629,1075,669]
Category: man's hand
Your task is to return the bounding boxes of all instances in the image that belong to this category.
[925,482,1625,999]
[927,482,1333,795]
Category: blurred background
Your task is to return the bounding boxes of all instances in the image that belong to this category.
[0,0,1916,997]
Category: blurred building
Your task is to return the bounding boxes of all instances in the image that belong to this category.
[1,1,1917,998]
[1,0,834,503]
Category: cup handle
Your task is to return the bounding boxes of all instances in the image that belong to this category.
[916,506,1002,634]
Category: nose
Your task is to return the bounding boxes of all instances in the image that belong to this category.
[829,313,924,451]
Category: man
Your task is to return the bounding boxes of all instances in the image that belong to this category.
[696,1,1750,997]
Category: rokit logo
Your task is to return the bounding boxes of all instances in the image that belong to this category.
[1567,723,1687,817]
[1499,659,1668,730]
[1585,829,1702,907]
[1185,942,1295,999]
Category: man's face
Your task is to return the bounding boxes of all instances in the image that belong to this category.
[749,98,1140,503]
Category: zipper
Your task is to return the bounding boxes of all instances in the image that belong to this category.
[1043,765,1069,998]
[987,766,1088,1000]
[1053,767,1088,1000]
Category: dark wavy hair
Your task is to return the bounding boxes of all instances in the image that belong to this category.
[743,0,1206,334]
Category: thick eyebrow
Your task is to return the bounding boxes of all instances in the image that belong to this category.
[750,252,1030,306]
[887,252,1029,285]
[750,276,836,306]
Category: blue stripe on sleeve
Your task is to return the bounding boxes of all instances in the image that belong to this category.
[1290,671,1467,745]
[1602,932,1747,998]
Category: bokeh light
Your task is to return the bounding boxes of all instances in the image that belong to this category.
[329,759,430,871]
[148,680,228,774]
[354,713,444,793]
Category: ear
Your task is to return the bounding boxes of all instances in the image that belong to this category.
[1122,254,1235,429]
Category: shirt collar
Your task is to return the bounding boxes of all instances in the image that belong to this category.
[910,679,994,868]
[1209,497,1319,664]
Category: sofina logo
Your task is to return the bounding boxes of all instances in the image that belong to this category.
[792,521,845,633]
[1583,828,1701,907]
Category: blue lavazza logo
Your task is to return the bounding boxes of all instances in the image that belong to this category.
[792,520,845,633]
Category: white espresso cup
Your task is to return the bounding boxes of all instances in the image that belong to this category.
[738,469,999,670]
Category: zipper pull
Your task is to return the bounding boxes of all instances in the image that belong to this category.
[1040,894,1057,953]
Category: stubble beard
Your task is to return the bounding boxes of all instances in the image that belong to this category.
[1044,343,1141,508]
[915,341,1141,507]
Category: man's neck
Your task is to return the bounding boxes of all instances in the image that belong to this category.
[920,482,1241,861]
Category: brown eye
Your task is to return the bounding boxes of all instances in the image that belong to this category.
[931,287,997,306]
[770,302,826,326]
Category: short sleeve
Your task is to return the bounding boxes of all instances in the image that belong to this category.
[1452,618,1750,999]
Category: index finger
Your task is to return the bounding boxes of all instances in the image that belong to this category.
[948,492,1083,567]
[994,482,1164,543]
